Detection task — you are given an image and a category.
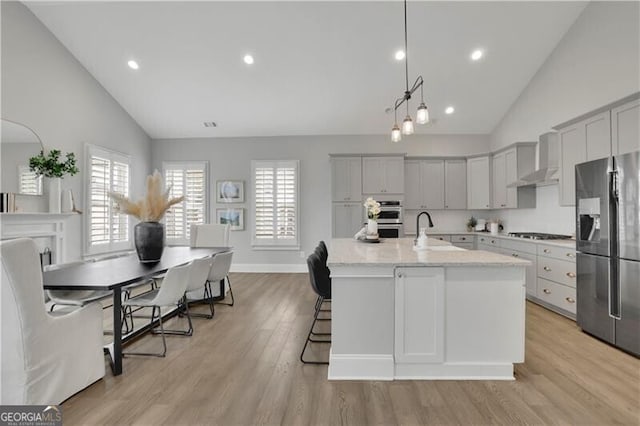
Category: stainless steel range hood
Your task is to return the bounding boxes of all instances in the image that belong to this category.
[508,132,559,188]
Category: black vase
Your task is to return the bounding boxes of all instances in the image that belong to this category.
[134,222,164,263]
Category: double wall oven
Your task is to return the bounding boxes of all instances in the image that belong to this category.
[370,201,404,238]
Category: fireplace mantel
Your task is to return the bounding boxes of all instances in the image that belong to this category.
[1,213,77,264]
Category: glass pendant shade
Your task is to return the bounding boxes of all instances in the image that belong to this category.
[402,115,414,135]
[416,103,429,124]
[391,124,402,143]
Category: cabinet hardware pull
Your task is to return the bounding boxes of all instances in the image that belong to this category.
[543,288,551,294]
[544,266,551,272]
[491,240,496,244]
[544,249,551,253]
[397,272,403,278]
[566,272,576,278]
[566,297,575,304]
[460,237,466,241]
[512,253,519,257]
[566,253,575,258]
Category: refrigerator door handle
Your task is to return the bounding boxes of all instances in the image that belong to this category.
[608,167,621,320]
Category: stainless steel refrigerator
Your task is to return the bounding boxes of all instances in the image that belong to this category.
[575,150,639,356]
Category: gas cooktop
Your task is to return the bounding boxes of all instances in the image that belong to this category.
[508,232,573,240]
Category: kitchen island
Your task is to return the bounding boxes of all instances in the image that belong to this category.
[327,238,530,381]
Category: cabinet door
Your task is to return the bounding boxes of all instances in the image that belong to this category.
[559,125,586,206]
[492,152,506,208]
[585,111,611,161]
[422,160,445,209]
[404,160,423,209]
[504,149,518,208]
[395,267,445,364]
[332,157,361,201]
[333,203,362,238]
[362,158,385,194]
[612,99,640,156]
[500,248,537,297]
[382,157,405,194]
[444,160,466,209]
[467,156,491,209]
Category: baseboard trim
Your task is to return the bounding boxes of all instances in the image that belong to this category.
[328,350,394,381]
[230,263,307,273]
[394,362,515,380]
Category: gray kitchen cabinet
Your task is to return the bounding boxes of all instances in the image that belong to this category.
[332,202,364,238]
[444,160,467,209]
[492,152,506,208]
[612,98,640,155]
[558,124,587,206]
[331,157,362,202]
[404,161,422,209]
[362,156,404,194]
[422,160,445,209]
[492,144,536,209]
[466,156,491,210]
[585,111,611,161]
[499,246,537,298]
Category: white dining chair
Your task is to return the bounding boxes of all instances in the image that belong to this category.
[183,256,216,319]
[1,238,105,404]
[122,262,193,357]
[190,224,234,306]
[186,251,234,315]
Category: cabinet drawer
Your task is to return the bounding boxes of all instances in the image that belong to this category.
[451,235,472,243]
[537,257,577,288]
[429,235,451,242]
[536,278,577,314]
[500,239,537,255]
[477,243,498,253]
[537,244,577,262]
[452,242,474,250]
[477,235,500,246]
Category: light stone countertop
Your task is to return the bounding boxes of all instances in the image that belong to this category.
[419,231,577,249]
[328,238,532,267]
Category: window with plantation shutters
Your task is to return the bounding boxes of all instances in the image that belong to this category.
[252,160,299,248]
[85,145,131,255]
[163,162,208,245]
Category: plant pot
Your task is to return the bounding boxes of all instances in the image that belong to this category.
[47,177,61,213]
[134,222,164,263]
[367,219,378,236]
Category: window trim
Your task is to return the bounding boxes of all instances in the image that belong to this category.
[251,159,300,250]
[83,144,132,256]
[162,161,209,246]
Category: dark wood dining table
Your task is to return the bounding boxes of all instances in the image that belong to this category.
[42,246,230,375]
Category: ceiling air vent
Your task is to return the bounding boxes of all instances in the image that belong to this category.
[203,121,217,128]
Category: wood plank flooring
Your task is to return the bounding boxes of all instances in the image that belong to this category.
[63,272,640,425]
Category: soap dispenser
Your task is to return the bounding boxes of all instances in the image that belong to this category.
[417,228,428,248]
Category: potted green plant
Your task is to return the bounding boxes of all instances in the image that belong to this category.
[29,149,79,213]
[109,171,184,262]
[466,216,478,232]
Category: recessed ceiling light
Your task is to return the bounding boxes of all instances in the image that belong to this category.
[470,49,483,61]
[445,106,455,115]
[127,60,139,70]
[395,50,406,61]
[243,54,254,65]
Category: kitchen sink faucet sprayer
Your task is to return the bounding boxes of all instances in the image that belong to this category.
[415,211,434,244]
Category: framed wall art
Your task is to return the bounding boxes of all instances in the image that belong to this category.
[216,180,244,203]
[216,208,244,231]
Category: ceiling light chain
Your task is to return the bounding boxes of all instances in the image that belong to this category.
[390,0,429,142]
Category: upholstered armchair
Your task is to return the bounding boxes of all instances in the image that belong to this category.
[1,238,105,405]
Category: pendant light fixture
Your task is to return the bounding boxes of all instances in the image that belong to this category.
[390,0,429,141]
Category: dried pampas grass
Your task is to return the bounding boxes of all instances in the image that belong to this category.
[109,170,184,222]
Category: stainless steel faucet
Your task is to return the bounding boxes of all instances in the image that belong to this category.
[415,211,434,244]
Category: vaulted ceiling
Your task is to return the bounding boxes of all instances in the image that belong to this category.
[26,1,587,139]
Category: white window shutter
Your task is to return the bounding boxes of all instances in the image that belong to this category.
[252,160,299,248]
[163,162,208,245]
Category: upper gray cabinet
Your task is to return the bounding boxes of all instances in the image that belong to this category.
[491,144,536,209]
[466,156,491,210]
[555,93,640,206]
[611,98,640,156]
[331,156,362,202]
[444,159,467,210]
[362,156,404,194]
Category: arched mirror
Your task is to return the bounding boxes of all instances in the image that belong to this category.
[1,119,44,195]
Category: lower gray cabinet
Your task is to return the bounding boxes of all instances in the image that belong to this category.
[332,203,363,238]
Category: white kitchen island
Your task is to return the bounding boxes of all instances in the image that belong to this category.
[327,238,531,381]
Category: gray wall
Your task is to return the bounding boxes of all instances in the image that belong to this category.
[490,1,640,235]
[152,134,490,267]
[1,2,152,261]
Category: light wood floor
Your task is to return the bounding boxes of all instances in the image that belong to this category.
[64,273,639,425]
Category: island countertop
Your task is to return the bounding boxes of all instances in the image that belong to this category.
[328,238,531,267]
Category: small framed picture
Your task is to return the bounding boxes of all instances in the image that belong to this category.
[216,208,244,231]
[216,180,244,203]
